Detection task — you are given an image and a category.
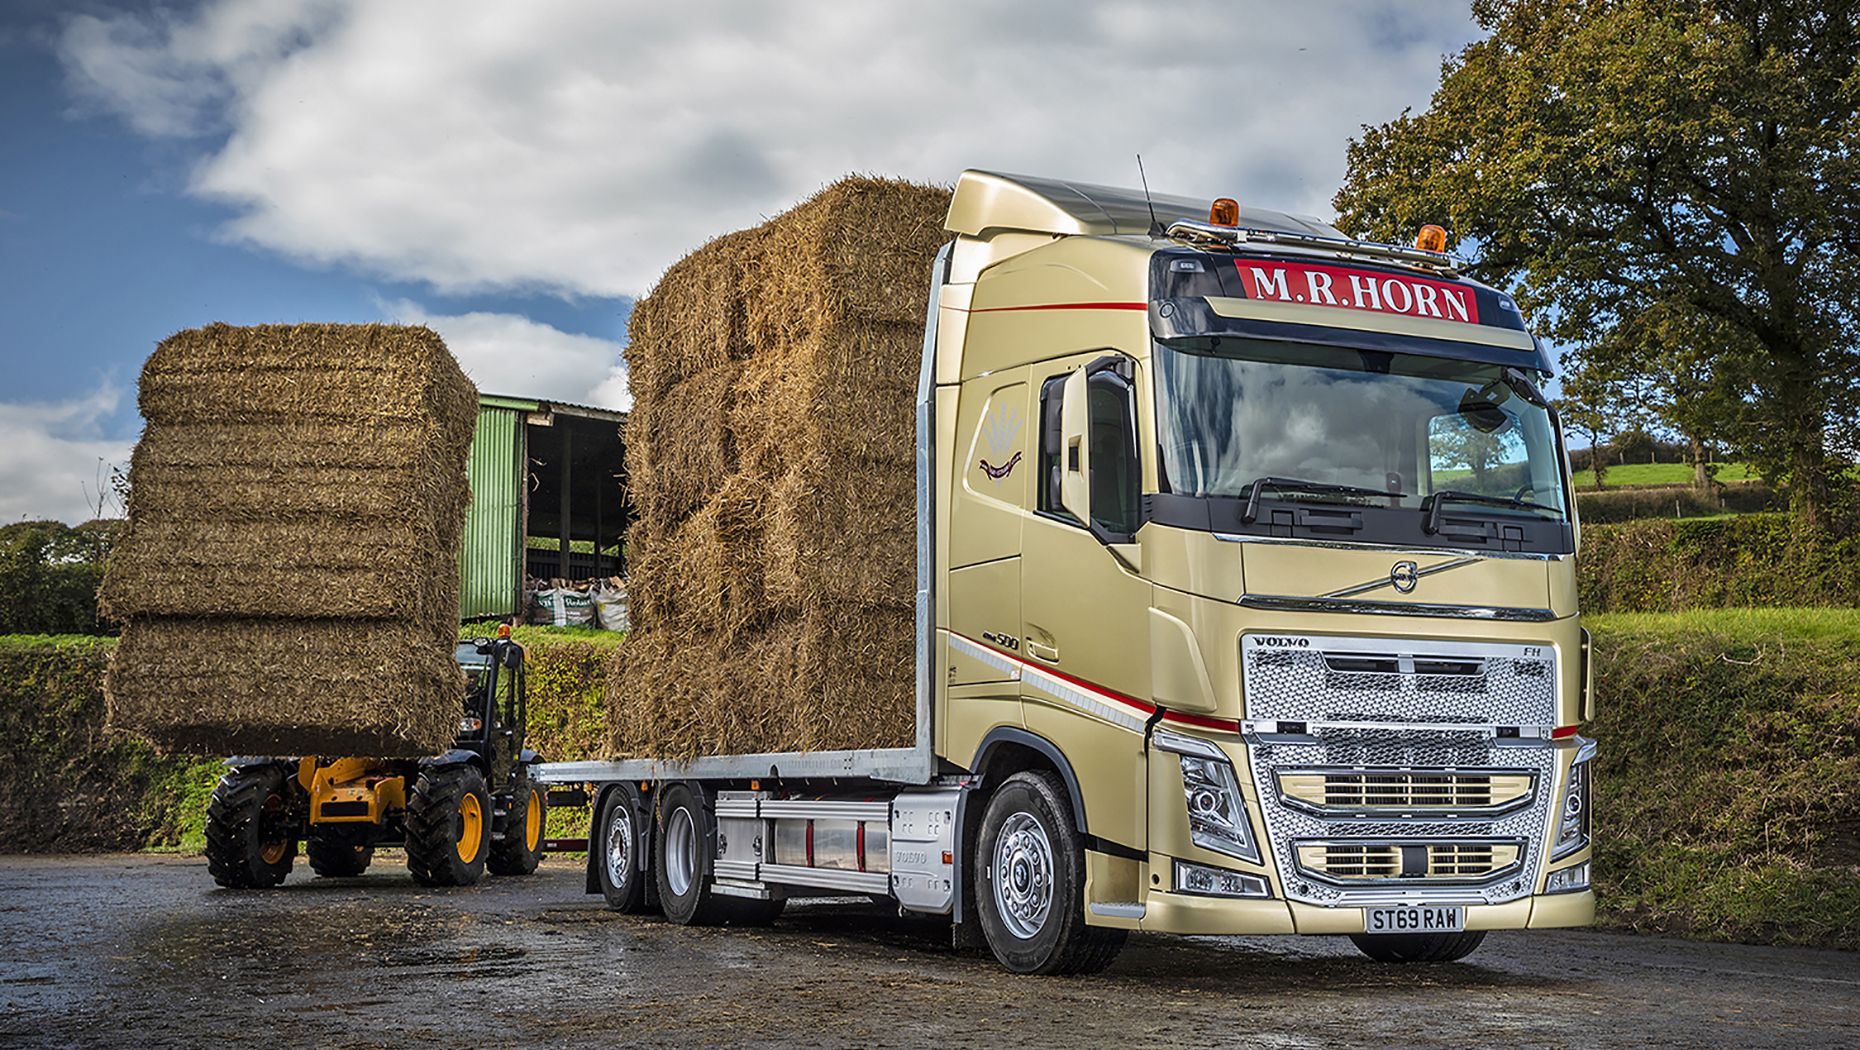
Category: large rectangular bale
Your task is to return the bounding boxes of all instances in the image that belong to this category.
[609,176,951,759]
[106,619,463,757]
[99,323,476,626]
[100,322,479,756]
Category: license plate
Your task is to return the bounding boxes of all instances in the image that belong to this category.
[1363,906,1465,934]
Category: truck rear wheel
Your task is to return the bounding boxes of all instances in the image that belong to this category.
[488,772,545,876]
[205,764,297,889]
[596,784,652,912]
[654,782,737,926]
[975,770,1126,975]
[1349,930,1487,963]
[405,765,491,887]
[306,830,373,877]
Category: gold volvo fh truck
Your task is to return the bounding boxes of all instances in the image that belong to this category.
[539,170,1595,975]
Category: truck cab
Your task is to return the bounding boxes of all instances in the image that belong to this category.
[934,170,1592,955]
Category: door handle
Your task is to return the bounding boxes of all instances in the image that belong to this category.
[1027,640,1060,663]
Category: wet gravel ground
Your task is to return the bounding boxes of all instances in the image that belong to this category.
[0,854,1854,1049]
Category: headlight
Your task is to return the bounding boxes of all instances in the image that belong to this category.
[1545,860,1590,894]
[459,716,483,733]
[1551,737,1595,860]
[1153,728,1260,864]
[1175,859,1271,898]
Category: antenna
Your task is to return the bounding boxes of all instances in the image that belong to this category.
[1136,154,1163,238]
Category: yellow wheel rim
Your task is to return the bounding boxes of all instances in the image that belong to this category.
[258,793,289,865]
[525,789,543,852]
[457,793,484,863]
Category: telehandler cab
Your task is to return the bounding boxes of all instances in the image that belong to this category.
[202,628,547,889]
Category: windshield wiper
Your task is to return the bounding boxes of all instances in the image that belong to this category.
[1242,476,1408,524]
[1422,489,1562,534]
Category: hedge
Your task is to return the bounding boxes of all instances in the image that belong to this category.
[1588,609,1860,950]
[0,628,618,854]
[1574,480,1779,524]
[1578,513,1860,612]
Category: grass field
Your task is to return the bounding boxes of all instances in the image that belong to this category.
[1575,460,1758,488]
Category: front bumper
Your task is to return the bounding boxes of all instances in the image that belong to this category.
[1136,885,1595,936]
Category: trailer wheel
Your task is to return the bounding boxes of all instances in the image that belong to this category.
[653,782,733,926]
[1349,930,1487,963]
[975,770,1126,975]
[488,772,546,876]
[306,831,373,877]
[405,765,491,887]
[205,764,297,889]
[596,784,652,912]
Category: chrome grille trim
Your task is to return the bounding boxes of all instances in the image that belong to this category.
[1274,767,1538,819]
[1243,633,1558,908]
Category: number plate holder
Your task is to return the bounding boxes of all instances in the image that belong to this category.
[1363,905,1465,934]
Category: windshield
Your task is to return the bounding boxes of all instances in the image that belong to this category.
[1154,339,1568,518]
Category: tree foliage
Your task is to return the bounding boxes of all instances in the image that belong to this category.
[0,520,119,636]
[1336,0,1860,523]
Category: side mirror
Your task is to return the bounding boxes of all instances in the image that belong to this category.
[1059,367,1091,525]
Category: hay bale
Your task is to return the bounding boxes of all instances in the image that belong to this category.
[107,619,464,757]
[609,176,950,759]
[100,323,477,756]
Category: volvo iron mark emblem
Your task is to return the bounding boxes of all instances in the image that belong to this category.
[1389,560,1420,593]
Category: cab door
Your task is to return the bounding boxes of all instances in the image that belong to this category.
[1019,351,1151,849]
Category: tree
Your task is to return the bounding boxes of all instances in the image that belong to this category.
[1555,356,1636,490]
[1335,0,1860,525]
[0,520,120,636]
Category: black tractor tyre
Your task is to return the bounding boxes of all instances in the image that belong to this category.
[205,764,297,889]
[405,765,492,887]
[595,784,653,913]
[488,772,546,877]
[1349,930,1488,963]
[653,782,734,926]
[306,831,373,878]
[974,770,1127,975]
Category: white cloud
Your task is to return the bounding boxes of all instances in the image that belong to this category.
[0,384,136,526]
[382,300,630,410]
[60,0,1477,298]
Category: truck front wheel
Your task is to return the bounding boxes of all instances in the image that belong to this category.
[204,764,297,889]
[1349,931,1487,963]
[974,770,1126,975]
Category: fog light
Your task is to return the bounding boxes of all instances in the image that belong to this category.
[1174,859,1271,899]
[1545,860,1590,894]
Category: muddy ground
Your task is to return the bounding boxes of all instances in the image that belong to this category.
[0,853,1853,1049]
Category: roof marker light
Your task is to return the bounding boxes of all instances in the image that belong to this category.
[1209,198,1240,227]
[1415,224,1448,253]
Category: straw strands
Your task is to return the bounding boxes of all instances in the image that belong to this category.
[100,323,478,756]
[610,177,950,758]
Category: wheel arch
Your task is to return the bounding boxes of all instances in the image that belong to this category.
[970,727,1088,835]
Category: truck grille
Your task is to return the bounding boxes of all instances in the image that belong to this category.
[1243,634,1558,907]
[1294,840,1524,883]
[1276,769,1535,817]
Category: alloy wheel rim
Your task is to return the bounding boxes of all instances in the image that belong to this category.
[664,807,697,897]
[605,805,633,889]
[992,811,1054,940]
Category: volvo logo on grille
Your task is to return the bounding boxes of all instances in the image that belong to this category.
[1390,561,1419,593]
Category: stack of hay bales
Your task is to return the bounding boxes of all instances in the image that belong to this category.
[100,323,478,757]
[610,178,951,758]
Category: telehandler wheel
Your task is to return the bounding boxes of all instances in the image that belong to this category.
[1349,930,1487,963]
[204,765,297,889]
[306,832,373,878]
[489,773,546,876]
[974,770,1127,976]
[653,782,732,926]
[405,765,491,887]
[595,784,652,913]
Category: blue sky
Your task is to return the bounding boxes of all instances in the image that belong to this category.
[0,1,1479,523]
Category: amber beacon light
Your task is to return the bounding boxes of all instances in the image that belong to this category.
[1414,224,1448,253]
[1209,198,1240,226]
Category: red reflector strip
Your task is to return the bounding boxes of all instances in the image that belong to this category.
[1552,725,1579,739]
[856,821,867,873]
